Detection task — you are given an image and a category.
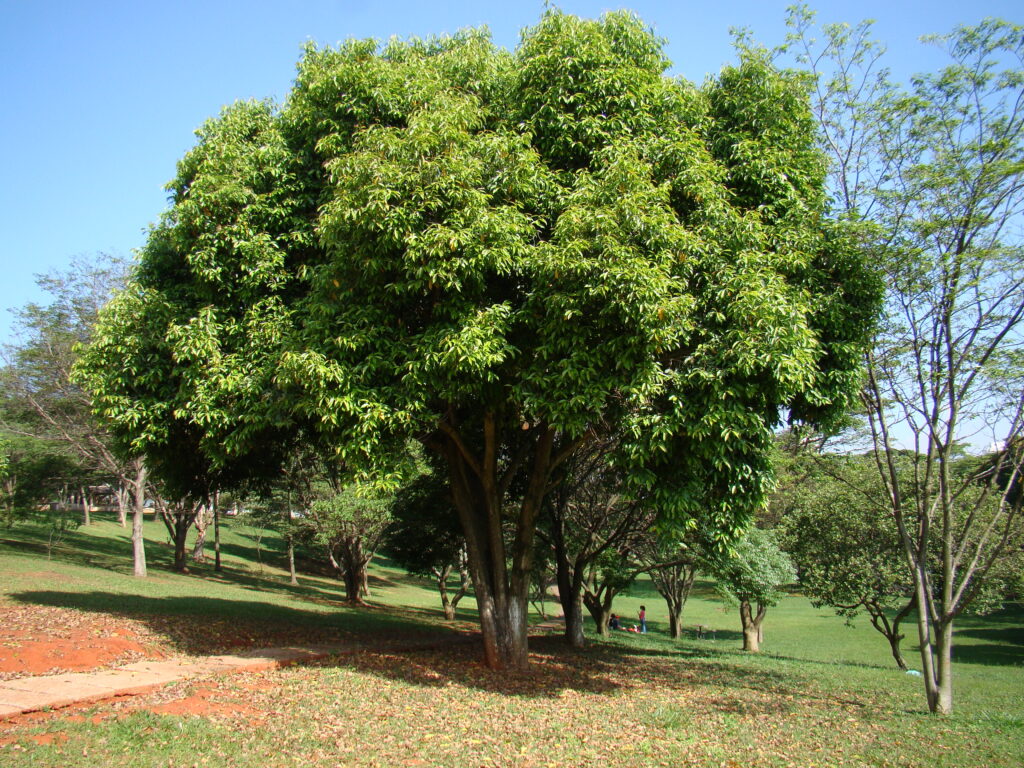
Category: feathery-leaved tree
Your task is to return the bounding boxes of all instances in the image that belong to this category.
[785,7,1024,713]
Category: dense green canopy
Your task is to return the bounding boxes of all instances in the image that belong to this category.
[77,10,879,666]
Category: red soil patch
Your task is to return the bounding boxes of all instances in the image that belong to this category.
[147,684,266,723]
[0,604,166,679]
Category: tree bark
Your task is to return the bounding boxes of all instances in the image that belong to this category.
[213,494,222,572]
[435,564,456,620]
[286,534,297,585]
[191,506,209,562]
[130,462,147,578]
[115,485,129,528]
[159,500,197,574]
[80,486,91,526]
[739,600,767,652]
[552,512,586,648]
[582,589,613,637]
[172,516,190,573]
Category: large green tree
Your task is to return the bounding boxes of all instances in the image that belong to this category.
[786,8,1024,713]
[78,11,878,669]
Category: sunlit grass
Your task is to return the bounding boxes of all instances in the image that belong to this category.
[1,513,1022,767]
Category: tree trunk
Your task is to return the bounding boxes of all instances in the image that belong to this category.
[281,504,296,584]
[80,486,91,526]
[286,534,297,585]
[130,463,147,578]
[213,494,222,572]
[115,485,129,528]
[159,501,195,574]
[334,539,368,605]
[552,512,586,648]
[191,506,209,562]
[582,590,612,637]
[739,600,766,652]
[173,516,189,573]
[667,609,681,639]
[932,620,954,715]
[450,554,471,615]
[435,564,455,620]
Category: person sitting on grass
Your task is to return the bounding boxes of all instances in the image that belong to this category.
[609,614,621,630]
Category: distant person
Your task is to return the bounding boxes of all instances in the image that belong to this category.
[638,605,647,633]
[609,614,621,630]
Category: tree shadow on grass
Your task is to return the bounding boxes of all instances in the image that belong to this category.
[948,606,1024,666]
[9,590,468,656]
[310,631,809,708]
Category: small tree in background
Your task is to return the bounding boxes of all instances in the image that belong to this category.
[639,528,705,640]
[386,467,471,620]
[305,483,393,604]
[712,528,796,652]
[779,454,914,669]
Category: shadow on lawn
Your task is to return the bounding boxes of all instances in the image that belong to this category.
[952,610,1024,667]
[311,631,805,706]
[9,590,466,656]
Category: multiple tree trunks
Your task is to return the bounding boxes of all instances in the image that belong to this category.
[434,562,470,621]
[432,414,560,670]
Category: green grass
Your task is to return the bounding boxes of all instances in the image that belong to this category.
[1,513,1023,767]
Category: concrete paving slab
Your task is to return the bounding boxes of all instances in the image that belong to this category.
[0,702,22,717]
[0,674,119,696]
[0,685,89,712]
[80,667,181,689]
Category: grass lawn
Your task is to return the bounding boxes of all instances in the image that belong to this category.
[1,512,1022,767]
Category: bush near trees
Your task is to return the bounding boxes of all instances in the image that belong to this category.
[76,10,878,669]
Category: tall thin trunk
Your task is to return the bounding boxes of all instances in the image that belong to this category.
[115,485,129,528]
[80,486,91,526]
[213,493,222,572]
[131,463,147,578]
[282,501,297,585]
[287,535,297,585]
[552,512,586,648]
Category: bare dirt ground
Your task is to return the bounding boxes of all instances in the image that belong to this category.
[0,604,167,680]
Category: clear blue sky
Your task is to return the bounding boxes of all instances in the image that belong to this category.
[1,0,1019,345]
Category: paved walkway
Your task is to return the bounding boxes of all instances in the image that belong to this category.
[0,619,566,719]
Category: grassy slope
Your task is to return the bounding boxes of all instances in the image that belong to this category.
[1,513,1022,767]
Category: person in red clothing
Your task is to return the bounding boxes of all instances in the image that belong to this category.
[638,605,647,633]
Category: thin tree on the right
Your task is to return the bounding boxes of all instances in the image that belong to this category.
[785,8,1024,714]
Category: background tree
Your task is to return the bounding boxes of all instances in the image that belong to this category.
[386,467,471,620]
[0,429,80,529]
[1,254,152,576]
[639,528,706,640]
[778,452,914,669]
[785,8,1024,713]
[582,545,643,637]
[540,437,654,646]
[712,527,796,652]
[78,10,880,670]
[304,483,393,604]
